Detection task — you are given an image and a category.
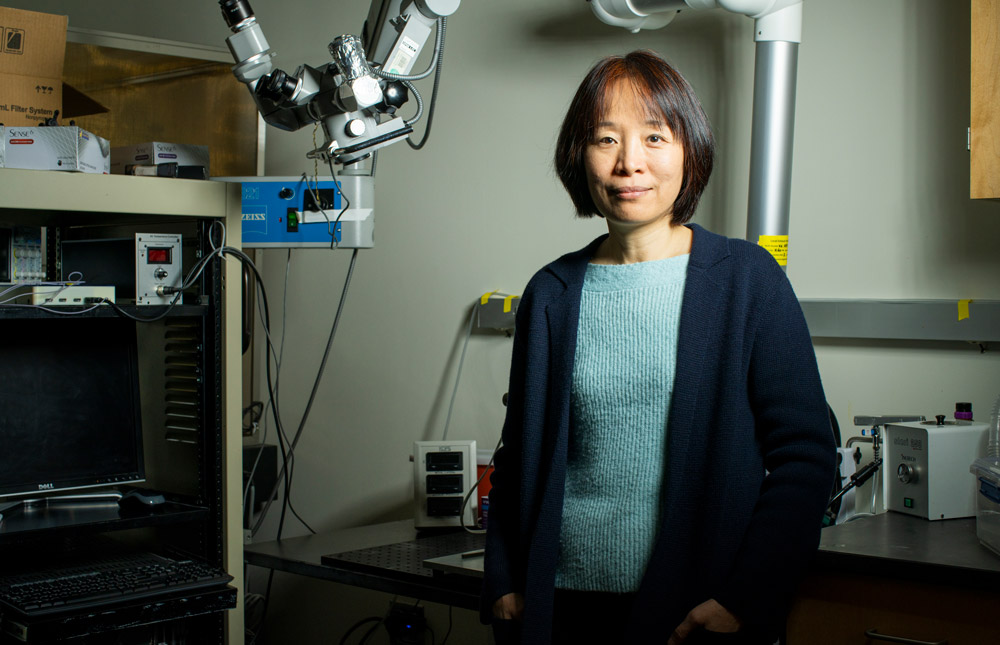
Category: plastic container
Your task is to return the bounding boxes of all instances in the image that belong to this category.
[970,457,1000,557]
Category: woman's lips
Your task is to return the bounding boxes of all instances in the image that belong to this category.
[611,186,651,199]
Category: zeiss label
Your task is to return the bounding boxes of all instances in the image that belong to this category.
[242,209,267,235]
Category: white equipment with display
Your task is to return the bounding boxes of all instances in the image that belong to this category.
[413,440,477,529]
[136,233,183,306]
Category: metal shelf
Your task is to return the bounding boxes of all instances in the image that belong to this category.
[0,501,210,547]
[0,168,231,226]
[0,303,209,319]
[800,299,1000,342]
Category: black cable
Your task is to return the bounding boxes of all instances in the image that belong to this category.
[249,568,275,645]
[440,605,453,645]
[220,245,288,541]
[339,617,382,645]
[240,249,289,537]
[243,401,264,433]
[103,291,183,322]
[273,405,292,537]
[216,244,286,644]
[275,246,359,542]
[250,242,359,538]
[358,619,384,644]
[326,160,352,250]
[283,436,316,533]
[408,17,447,150]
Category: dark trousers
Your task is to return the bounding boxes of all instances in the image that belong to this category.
[550,589,779,645]
[551,589,635,644]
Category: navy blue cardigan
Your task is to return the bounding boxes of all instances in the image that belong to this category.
[482,224,836,643]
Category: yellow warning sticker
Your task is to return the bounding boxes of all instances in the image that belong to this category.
[758,235,788,266]
[958,299,972,321]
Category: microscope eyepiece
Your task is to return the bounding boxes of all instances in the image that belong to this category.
[220,0,255,31]
[256,69,299,104]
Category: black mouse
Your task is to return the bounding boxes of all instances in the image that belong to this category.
[118,489,166,510]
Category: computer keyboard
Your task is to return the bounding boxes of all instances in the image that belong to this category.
[0,551,233,618]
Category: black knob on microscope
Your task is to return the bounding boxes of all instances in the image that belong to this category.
[936,414,946,425]
[381,81,409,110]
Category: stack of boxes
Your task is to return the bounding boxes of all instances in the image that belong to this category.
[0,7,210,178]
[111,142,210,178]
[0,6,109,173]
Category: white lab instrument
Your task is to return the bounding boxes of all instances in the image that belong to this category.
[413,440,477,529]
[884,417,989,520]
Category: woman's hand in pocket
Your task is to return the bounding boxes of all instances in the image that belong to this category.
[668,599,741,645]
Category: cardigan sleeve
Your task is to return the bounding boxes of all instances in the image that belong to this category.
[713,268,837,630]
[480,284,532,624]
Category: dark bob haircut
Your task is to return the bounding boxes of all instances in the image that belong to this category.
[554,50,715,225]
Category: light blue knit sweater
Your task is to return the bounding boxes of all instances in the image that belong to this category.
[555,254,688,593]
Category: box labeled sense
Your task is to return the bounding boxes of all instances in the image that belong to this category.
[111,142,210,175]
[0,126,110,173]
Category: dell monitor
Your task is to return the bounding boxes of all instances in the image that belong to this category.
[0,315,144,502]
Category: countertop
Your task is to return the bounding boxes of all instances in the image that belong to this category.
[242,513,1000,603]
[813,512,1000,587]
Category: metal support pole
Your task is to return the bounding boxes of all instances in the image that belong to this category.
[745,40,799,269]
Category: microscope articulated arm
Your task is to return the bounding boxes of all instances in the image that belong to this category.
[219,0,460,166]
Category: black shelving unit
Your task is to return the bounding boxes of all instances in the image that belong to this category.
[0,169,244,644]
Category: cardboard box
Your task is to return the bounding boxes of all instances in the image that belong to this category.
[0,7,66,127]
[0,7,106,127]
[111,142,210,175]
[0,126,110,173]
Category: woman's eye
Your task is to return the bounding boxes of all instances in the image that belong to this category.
[648,134,664,143]
[597,136,615,144]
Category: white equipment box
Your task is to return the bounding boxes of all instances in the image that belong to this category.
[413,440,477,529]
[30,285,114,305]
[884,419,989,520]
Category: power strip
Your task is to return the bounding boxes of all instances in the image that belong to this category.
[30,285,115,306]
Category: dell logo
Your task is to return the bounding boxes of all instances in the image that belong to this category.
[38,483,55,490]
[242,212,266,221]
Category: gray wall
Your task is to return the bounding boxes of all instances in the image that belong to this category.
[5,0,1000,643]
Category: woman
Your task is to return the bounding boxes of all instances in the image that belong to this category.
[482,50,836,645]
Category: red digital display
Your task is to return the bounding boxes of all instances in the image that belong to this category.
[147,247,171,264]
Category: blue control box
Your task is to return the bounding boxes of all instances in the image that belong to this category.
[215,176,374,249]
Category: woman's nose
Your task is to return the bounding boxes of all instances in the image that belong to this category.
[615,139,644,175]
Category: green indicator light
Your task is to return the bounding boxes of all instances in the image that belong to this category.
[904,497,914,508]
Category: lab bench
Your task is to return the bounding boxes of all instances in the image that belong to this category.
[244,514,1000,643]
[242,520,484,610]
[787,513,1000,644]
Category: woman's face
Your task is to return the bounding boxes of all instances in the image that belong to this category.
[584,84,685,230]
